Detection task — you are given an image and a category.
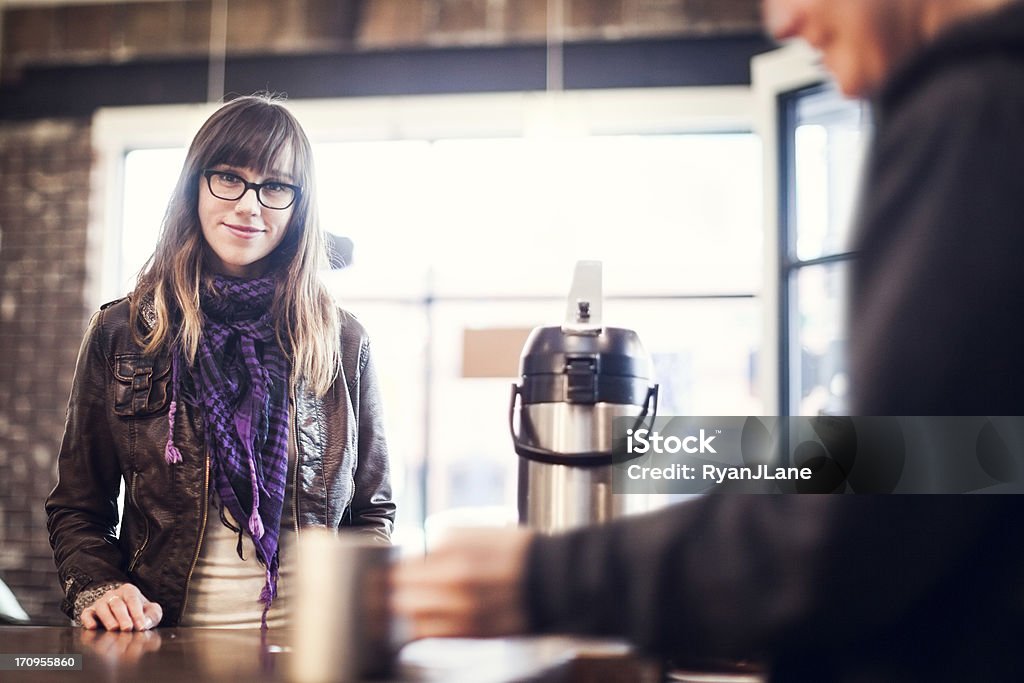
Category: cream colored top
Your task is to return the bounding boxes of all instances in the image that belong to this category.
[178,440,297,629]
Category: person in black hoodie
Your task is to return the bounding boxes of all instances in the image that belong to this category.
[392,2,1024,680]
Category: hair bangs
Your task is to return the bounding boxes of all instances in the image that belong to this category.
[205,103,305,184]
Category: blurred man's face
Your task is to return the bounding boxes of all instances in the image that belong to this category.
[763,0,920,97]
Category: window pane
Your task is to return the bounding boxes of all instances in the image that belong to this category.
[609,298,762,416]
[122,148,186,292]
[317,134,762,298]
[792,89,868,261]
[315,141,434,298]
[791,262,849,415]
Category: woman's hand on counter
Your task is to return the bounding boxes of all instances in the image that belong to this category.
[81,583,163,631]
[391,527,534,640]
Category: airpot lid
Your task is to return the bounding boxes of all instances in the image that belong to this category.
[519,326,652,379]
[516,326,654,406]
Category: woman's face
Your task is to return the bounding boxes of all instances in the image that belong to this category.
[764,0,923,97]
[197,153,297,279]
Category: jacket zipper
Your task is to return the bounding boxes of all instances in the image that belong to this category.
[180,450,210,618]
[127,472,151,573]
[292,384,300,538]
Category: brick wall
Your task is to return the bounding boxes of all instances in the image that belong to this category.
[2,0,761,82]
[0,118,93,622]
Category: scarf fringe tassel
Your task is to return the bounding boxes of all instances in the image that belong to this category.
[165,353,183,464]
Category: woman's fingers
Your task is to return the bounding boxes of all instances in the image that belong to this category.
[142,601,163,630]
[80,585,164,631]
[104,593,134,630]
[91,599,123,631]
[80,606,99,630]
[118,585,158,630]
[119,590,148,631]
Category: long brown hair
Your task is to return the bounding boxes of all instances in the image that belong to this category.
[132,94,340,396]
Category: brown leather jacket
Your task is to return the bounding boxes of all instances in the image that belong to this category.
[45,297,395,625]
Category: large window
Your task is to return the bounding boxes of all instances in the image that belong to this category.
[778,84,868,416]
[98,89,764,548]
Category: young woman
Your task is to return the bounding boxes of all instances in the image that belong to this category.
[46,95,395,630]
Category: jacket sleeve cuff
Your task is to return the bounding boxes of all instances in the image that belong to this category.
[70,581,124,624]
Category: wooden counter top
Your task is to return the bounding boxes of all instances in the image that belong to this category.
[0,626,665,683]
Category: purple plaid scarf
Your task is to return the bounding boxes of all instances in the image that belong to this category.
[164,274,290,628]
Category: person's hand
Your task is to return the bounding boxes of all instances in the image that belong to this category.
[391,527,534,640]
[81,584,163,631]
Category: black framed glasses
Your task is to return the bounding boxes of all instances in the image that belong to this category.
[202,169,301,210]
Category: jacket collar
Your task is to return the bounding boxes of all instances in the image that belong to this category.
[876,0,1024,115]
[128,293,159,332]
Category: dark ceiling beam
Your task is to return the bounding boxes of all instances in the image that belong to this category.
[0,35,775,120]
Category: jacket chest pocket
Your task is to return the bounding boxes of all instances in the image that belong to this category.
[113,353,171,417]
